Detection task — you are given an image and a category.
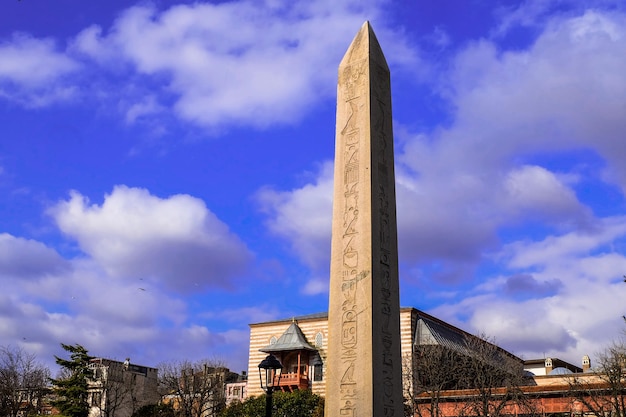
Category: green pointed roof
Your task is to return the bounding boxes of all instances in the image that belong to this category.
[260,322,317,353]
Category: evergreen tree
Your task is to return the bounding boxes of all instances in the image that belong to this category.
[50,343,93,417]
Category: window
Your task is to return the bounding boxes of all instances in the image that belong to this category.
[313,364,323,382]
[315,332,323,348]
[270,336,277,345]
[91,392,101,407]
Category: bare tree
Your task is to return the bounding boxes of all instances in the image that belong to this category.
[454,334,536,417]
[405,345,463,417]
[0,345,50,417]
[567,340,626,417]
[89,361,132,417]
[158,359,233,417]
[87,359,159,417]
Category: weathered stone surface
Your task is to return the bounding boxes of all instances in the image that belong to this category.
[325,21,403,417]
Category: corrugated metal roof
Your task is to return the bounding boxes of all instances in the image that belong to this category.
[414,314,471,355]
[260,322,317,353]
[415,313,524,367]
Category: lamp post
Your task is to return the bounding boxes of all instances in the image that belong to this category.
[258,354,282,417]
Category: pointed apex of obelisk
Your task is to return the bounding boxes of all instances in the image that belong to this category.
[340,21,388,71]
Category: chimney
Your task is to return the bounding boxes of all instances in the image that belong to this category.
[582,355,591,372]
[545,357,553,374]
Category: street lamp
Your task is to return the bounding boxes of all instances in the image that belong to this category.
[258,354,283,417]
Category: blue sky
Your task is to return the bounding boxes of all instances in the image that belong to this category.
[2,0,626,375]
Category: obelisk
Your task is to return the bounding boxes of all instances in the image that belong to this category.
[325,22,403,417]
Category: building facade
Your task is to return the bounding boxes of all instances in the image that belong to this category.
[87,358,159,417]
[247,308,472,399]
[247,307,624,417]
[413,356,616,417]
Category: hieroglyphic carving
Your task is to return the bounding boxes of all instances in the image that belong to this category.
[372,61,396,416]
[328,23,401,417]
[337,58,366,417]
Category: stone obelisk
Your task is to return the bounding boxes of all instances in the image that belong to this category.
[325,22,403,417]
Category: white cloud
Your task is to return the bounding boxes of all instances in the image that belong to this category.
[0,234,70,279]
[49,185,253,293]
[0,232,244,374]
[503,165,589,225]
[124,95,164,124]
[398,11,626,363]
[502,217,626,269]
[0,34,78,87]
[69,0,414,129]
[0,0,420,128]
[302,276,329,295]
[394,9,626,266]
[254,8,626,364]
[445,11,626,173]
[0,33,79,106]
[256,162,333,271]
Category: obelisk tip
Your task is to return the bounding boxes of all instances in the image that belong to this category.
[339,20,388,70]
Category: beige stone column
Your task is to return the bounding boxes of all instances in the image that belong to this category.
[325,21,403,417]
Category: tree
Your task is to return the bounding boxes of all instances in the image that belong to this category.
[89,360,139,417]
[0,345,50,417]
[50,343,94,417]
[454,334,536,417]
[406,345,464,417]
[131,403,175,417]
[567,340,626,417]
[158,359,234,417]
[219,389,324,417]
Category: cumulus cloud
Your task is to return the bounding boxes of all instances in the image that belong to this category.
[49,186,253,293]
[256,162,333,272]
[0,34,79,106]
[254,8,626,363]
[0,183,256,373]
[0,0,420,130]
[402,11,626,362]
[69,0,415,129]
[0,234,70,279]
[394,10,626,268]
[0,244,228,373]
[501,217,626,269]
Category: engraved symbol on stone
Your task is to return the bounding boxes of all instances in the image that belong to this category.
[341,311,357,348]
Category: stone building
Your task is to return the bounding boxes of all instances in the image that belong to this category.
[87,358,159,417]
[160,364,241,417]
[224,374,247,405]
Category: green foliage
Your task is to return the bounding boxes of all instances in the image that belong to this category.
[132,403,176,417]
[220,389,324,417]
[49,344,94,417]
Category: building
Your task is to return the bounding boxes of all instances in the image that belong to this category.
[87,358,159,417]
[15,387,54,417]
[224,372,247,405]
[413,355,610,417]
[247,307,492,398]
[161,364,241,417]
[247,307,624,417]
